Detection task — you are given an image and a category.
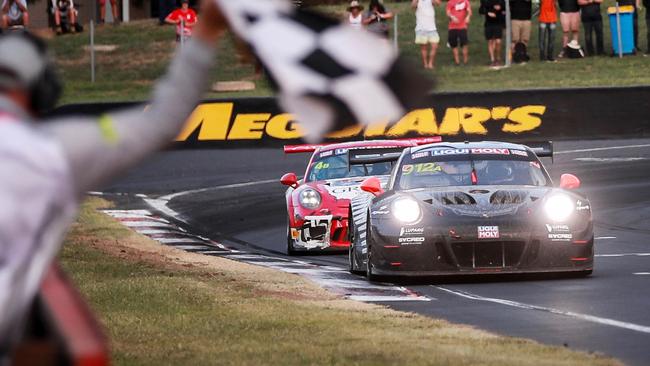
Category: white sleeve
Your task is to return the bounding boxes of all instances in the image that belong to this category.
[41,37,216,197]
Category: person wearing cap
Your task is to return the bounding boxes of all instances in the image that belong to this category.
[412,0,441,69]
[1,0,29,29]
[166,0,198,43]
[347,1,364,28]
[0,0,225,353]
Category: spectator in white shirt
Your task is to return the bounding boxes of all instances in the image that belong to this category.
[413,0,441,69]
[1,0,29,29]
[347,1,364,28]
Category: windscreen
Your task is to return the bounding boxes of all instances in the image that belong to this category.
[395,147,550,190]
[306,149,393,182]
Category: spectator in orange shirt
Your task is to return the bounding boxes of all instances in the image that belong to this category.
[166,0,198,43]
[446,0,472,65]
[539,0,557,61]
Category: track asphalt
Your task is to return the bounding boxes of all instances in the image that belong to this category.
[107,138,650,365]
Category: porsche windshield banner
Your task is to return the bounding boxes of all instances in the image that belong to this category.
[50,86,650,148]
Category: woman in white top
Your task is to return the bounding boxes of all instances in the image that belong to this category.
[412,0,441,69]
[347,0,364,28]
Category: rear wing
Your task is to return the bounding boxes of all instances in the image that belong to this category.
[526,141,554,161]
[348,147,405,165]
[283,136,442,154]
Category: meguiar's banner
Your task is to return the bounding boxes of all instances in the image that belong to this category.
[51,86,650,148]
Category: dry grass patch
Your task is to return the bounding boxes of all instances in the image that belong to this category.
[59,197,622,366]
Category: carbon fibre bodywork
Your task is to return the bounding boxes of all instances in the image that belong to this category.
[349,142,594,278]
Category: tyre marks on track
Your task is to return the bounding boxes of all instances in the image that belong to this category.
[101,209,430,303]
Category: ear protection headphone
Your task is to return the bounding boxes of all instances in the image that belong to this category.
[0,32,62,116]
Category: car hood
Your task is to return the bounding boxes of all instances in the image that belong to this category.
[311,176,390,200]
[406,185,553,218]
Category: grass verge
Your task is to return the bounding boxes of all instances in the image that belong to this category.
[60,198,621,365]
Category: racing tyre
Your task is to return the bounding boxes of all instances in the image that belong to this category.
[366,246,379,282]
[286,221,298,256]
[364,213,380,282]
[348,208,364,274]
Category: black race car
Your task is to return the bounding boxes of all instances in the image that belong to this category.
[348,141,593,280]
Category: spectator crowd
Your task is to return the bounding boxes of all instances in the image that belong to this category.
[346,0,650,67]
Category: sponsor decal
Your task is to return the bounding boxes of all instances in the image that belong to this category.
[400,227,424,236]
[548,233,573,241]
[372,210,389,215]
[175,103,547,142]
[510,149,529,157]
[402,163,442,175]
[319,150,333,158]
[529,161,541,169]
[411,151,430,159]
[478,226,500,239]
[432,148,469,156]
[324,185,362,200]
[335,148,348,155]
[545,224,570,233]
[470,148,510,155]
[576,200,590,211]
[398,237,425,244]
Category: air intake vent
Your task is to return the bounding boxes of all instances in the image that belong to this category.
[434,192,477,205]
[490,190,528,204]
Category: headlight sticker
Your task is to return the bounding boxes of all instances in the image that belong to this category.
[545,224,572,241]
[400,227,424,236]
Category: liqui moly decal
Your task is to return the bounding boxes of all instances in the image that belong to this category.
[478,226,500,239]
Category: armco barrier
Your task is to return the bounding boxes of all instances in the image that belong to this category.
[50,86,650,148]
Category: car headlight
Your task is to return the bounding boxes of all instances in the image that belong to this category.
[299,188,321,209]
[392,198,421,224]
[544,194,574,222]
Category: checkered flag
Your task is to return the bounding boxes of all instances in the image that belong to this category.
[216,0,433,142]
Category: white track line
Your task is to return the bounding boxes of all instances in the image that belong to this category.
[556,143,650,155]
[574,157,647,163]
[434,286,650,334]
[595,236,616,240]
[595,253,650,258]
[160,178,279,201]
[634,272,650,275]
[157,237,205,244]
[348,295,430,302]
[121,221,174,228]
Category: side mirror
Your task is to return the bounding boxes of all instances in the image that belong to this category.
[559,173,581,190]
[360,177,384,197]
[281,173,299,188]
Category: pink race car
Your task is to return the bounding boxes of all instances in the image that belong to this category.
[281,138,440,255]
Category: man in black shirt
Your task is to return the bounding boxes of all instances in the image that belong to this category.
[509,0,532,51]
[480,0,506,65]
[578,0,604,55]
